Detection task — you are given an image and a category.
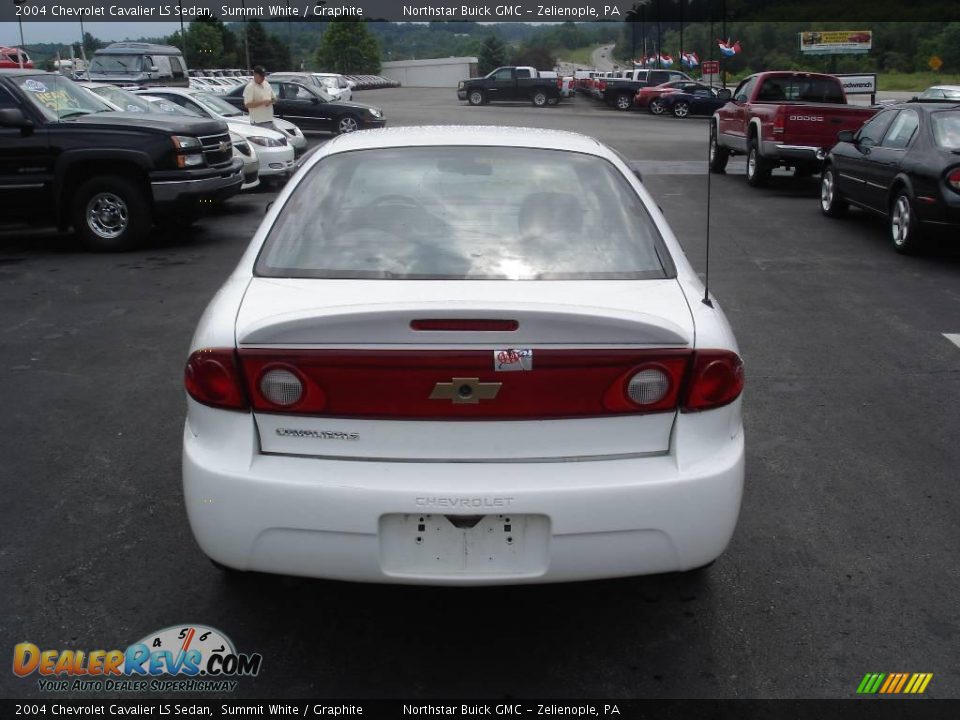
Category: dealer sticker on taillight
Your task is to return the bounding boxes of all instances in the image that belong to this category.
[494,348,533,372]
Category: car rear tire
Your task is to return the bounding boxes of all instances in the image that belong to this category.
[336,114,360,134]
[746,138,772,187]
[890,190,923,254]
[820,166,848,218]
[649,98,666,115]
[672,101,691,118]
[708,124,729,174]
[468,89,484,106]
[532,90,548,107]
[547,96,559,106]
[615,93,633,111]
[72,175,151,252]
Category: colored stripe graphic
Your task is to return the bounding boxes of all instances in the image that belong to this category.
[857,673,932,694]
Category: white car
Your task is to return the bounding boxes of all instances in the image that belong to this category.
[136,88,296,181]
[312,73,353,102]
[183,126,745,585]
[140,85,308,157]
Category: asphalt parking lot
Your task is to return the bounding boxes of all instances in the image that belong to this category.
[2,87,959,700]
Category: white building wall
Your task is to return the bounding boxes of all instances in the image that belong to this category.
[381,57,478,88]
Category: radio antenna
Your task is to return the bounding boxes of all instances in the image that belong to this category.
[702,133,714,308]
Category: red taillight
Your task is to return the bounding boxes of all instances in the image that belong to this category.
[947,168,960,192]
[557,78,562,88]
[773,106,786,136]
[411,319,519,332]
[682,350,744,412]
[184,349,248,410]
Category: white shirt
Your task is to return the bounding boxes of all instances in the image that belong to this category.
[243,80,276,124]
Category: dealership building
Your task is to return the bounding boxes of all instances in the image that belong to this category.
[380,56,478,87]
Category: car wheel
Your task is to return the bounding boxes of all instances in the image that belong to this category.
[532,90,548,107]
[819,166,848,218]
[468,89,484,106]
[708,124,729,174]
[673,101,691,118]
[615,93,633,111]
[648,98,666,115]
[746,138,772,188]
[546,96,559,106]
[890,190,923,254]
[336,114,360,134]
[72,175,151,252]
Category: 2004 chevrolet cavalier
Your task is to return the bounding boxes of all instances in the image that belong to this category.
[182,126,745,585]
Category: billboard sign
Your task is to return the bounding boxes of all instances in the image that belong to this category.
[799,30,872,55]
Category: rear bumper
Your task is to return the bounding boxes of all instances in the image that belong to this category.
[762,141,827,164]
[150,160,243,204]
[182,404,745,585]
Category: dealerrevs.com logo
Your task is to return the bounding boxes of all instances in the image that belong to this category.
[13,624,262,693]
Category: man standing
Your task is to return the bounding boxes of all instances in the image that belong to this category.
[243,66,277,128]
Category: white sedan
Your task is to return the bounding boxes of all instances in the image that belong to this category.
[183,126,745,585]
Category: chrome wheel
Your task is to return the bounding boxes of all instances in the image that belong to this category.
[891,195,911,248]
[338,116,359,133]
[821,171,834,212]
[533,91,547,107]
[649,98,665,115]
[468,91,483,105]
[709,134,716,163]
[85,192,129,240]
[747,148,757,179]
[673,102,690,118]
[616,94,632,110]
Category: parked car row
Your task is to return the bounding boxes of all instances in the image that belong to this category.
[341,74,400,90]
[578,68,696,110]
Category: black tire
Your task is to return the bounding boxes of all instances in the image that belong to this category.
[335,114,360,134]
[615,92,633,111]
[672,100,691,118]
[819,165,848,218]
[649,98,666,115]
[546,96,559,106]
[746,137,772,187]
[467,89,484,106]
[890,189,923,254]
[72,175,151,252]
[708,124,729,174]
[531,90,548,107]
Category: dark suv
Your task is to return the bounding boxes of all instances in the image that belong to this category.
[0,71,243,250]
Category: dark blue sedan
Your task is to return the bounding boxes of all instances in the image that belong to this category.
[661,86,728,118]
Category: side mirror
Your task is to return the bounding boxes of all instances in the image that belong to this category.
[717,89,732,102]
[837,130,855,143]
[150,66,159,73]
[0,107,33,133]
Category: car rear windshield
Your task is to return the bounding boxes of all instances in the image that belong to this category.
[256,146,674,280]
[931,110,960,150]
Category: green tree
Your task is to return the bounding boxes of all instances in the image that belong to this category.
[511,40,557,71]
[315,20,382,74]
[82,32,104,56]
[477,34,507,75]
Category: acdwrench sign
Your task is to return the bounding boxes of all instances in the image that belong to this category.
[835,74,877,95]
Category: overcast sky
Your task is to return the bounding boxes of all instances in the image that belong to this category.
[3,22,191,47]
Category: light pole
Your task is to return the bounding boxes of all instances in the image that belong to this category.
[242,0,251,70]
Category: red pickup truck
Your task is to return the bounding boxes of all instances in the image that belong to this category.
[709,71,878,186]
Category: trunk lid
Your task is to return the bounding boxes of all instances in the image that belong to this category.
[236,279,694,461]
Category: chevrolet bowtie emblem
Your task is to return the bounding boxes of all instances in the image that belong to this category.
[429,377,502,404]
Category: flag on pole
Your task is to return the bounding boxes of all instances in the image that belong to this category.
[681,51,700,68]
[717,39,741,57]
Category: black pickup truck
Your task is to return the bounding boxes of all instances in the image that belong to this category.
[0,70,243,250]
[458,66,561,107]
